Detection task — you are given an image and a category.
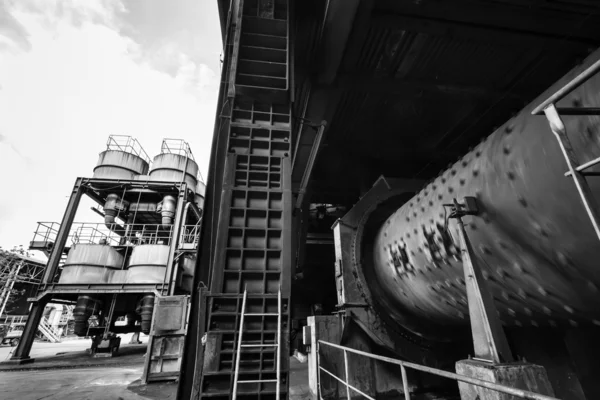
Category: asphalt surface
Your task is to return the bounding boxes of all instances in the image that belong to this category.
[0,337,310,399]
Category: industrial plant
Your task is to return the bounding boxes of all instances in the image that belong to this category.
[3,1,600,400]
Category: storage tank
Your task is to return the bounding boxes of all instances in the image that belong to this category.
[93,135,150,180]
[363,67,600,337]
[126,244,169,283]
[195,181,206,211]
[149,139,199,190]
[59,244,124,284]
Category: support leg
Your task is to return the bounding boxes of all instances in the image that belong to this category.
[7,301,47,363]
[450,198,555,400]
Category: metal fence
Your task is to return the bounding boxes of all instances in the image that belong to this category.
[106,135,151,164]
[32,222,176,248]
[317,340,559,400]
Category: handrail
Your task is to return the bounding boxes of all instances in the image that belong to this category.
[317,340,559,400]
[106,135,151,164]
[532,58,600,115]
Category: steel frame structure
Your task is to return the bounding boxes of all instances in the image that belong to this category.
[8,177,192,363]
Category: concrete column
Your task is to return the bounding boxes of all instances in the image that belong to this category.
[452,201,555,400]
[456,360,554,400]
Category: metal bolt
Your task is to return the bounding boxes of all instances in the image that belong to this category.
[543,306,551,315]
[564,305,574,314]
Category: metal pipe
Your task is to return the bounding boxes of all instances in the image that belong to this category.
[318,340,559,400]
[532,58,600,115]
[295,122,327,209]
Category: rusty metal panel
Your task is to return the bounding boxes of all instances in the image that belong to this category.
[143,295,190,382]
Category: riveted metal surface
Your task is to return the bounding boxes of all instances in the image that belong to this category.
[371,52,600,334]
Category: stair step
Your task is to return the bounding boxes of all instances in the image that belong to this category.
[236,73,286,90]
[238,59,287,78]
[239,45,286,63]
[241,33,287,50]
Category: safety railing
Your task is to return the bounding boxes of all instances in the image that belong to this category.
[31,222,176,249]
[106,135,151,164]
[31,222,61,246]
[180,224,202,248]
[161,138,195,160]
[0,315,27,326]
[317,340,560,400]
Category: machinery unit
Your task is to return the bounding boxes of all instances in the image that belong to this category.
[11,135,204,379]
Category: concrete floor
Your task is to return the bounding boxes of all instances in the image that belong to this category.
[0,338,310,399]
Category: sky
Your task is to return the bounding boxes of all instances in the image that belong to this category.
[0,0,222,254]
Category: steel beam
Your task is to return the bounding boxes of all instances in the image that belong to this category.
[376,0,600,46]
[167,184,188,296]
[41,178,85,285]
[335,75,533,100]
[8,300,47,362]
[454,207,513,363]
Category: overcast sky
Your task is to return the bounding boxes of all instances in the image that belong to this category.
[0,0,222,254]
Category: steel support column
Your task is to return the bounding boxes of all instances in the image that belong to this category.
[41,178,85,286]
[166,183,188,296]
[9,300,48,362]
[451,199,513,363]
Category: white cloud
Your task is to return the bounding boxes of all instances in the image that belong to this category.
[0,1,219,250]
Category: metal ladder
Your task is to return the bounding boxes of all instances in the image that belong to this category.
[532,57,600,243]
[232,288,282,400]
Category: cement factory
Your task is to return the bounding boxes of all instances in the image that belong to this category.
[2,1,600,400]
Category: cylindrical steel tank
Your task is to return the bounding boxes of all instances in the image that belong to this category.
[149,153,199,189]
[73,295,103,336]
[368,70,600,336]
[93,150,149,180]
[125,244,169,283]
[195,181,206,211]
[58,244,124,284]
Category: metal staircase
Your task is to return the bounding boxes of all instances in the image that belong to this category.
[38,317,61,343]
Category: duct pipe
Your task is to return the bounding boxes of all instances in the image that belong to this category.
[73,295,103,336]
[183,201,202,224]
[137,295,155,334]
[158,195,177,227]
[104,194,128,235]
